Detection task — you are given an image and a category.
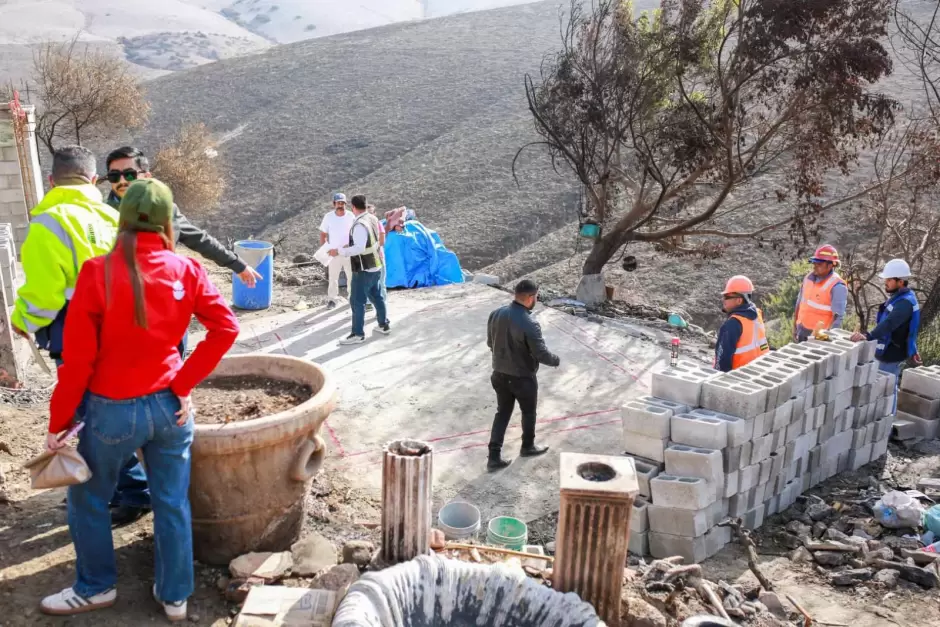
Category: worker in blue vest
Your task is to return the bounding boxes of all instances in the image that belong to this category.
[850,258,921,409]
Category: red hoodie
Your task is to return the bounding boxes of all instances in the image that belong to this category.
[48,232,240,434]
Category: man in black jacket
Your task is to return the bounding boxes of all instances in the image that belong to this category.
[103,146,260,526]
[486,279,560,471]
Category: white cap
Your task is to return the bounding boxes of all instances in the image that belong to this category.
[879,258,912,279]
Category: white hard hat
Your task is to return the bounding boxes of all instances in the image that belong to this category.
[879,258,912,279]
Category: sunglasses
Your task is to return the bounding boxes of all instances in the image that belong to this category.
[107,169,141,184]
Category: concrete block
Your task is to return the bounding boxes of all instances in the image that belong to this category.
[624,433,671,463]
[850,427,867,449]
[818,415,837,442]
[873,416,892,442]
[771,427,786,451]
[872,436,889,460]
[865,421,877,444]
[790,393,806,418]
[743,504,765,530]
[754,411,773,437]
[637,395,692,416]
[629,529,649,556]
[728,492,749,516]
[701,375,768,418]
[621,401,673,439]
[723,442,746,472]
[876,397,891,418]
[632,497,650,533]
[724,470,739,498]
[900,366,940,400]
[650,475,713,510]
[750,433,773,465]
[626,456,662,499]
[871,373,890,399]
[664,445,724,499]
[853,363,870,387]
[647,503,711,537]
[786,418,803,444]
[848,443,873,471]
[670,413,728,449]
[689,408,753,447]
[835,388,853,416]
[649,530,708,563]
[739,463,760,493]
[759,457,772,486]
[749,483,768,509]
[896,411,940,440]
[852,384,874,407]
[898,390,940,419]
[772,399,792,431]
[651,366,710,406]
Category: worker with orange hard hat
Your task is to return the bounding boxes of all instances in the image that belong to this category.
[793,244,847,342]
[715,275,769,372]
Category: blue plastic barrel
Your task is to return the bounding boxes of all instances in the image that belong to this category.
[232,240,273,310]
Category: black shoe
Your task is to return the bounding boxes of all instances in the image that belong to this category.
[520,444,549,458]
[376,322,391,335]
[111,505,150,527]
[339,334,366,345]
[327,300,337,310]
[487,456,512,472]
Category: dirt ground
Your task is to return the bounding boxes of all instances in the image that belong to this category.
[3,259,940,626]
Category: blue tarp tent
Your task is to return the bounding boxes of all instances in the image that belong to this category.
[383,220,464,288]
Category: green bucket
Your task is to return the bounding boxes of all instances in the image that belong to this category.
[486,516,528,550]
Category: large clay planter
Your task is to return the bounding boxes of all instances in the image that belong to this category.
[189,354,337,565]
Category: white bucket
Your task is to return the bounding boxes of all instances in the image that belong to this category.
[438,501,481,540]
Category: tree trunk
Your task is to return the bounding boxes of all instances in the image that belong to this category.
[581,231,624,275]
[920,272,940,330]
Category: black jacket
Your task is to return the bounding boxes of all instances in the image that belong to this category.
[107,192,246,273]
[487,301,560,378]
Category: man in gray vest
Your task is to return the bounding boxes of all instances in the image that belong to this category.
[329,194,390,345]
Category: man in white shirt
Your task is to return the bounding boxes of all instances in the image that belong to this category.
[329,194,390,345]
[320,193,356,309]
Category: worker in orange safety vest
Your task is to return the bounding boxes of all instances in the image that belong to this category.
[715,275,770,372]
[793,244,847,342]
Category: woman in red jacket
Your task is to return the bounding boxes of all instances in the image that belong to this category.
[40,179,239,622]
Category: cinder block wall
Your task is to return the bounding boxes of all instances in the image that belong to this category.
[0,103,42,252]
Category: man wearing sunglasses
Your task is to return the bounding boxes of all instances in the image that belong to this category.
[714,275,769,372]
[104,146,260,526]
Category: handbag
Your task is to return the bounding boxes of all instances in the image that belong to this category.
[22,445,92,490]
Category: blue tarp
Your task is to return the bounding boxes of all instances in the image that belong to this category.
[383,220,464,289]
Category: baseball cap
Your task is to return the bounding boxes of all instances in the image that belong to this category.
[333,193,347,203]
[118,179,174,233]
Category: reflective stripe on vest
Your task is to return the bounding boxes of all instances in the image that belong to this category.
[796,272,844,332]
[730,310,770,370]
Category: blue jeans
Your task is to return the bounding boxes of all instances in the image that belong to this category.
[878,359,902,413]
[68,390,194,602]
[379,264,388,301]
[350,270,388,337]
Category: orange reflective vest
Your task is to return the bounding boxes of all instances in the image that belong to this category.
[796,272,845,332]
[731,309,769,369]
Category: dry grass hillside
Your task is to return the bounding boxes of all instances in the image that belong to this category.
[136,1,583,270]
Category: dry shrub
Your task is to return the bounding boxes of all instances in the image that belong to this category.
[32,36,149,152]
[152,122,225,215]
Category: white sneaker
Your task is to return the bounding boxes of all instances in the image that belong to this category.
[40,587,116,615]
[339,334,366,345]
[153,584,187,622]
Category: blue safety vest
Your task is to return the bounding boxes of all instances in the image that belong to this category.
[875,289,920,361]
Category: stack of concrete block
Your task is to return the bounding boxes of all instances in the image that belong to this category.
[894,365,940,442]
[622,332,899,563]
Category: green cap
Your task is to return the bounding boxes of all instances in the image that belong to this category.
[118,179,174,233]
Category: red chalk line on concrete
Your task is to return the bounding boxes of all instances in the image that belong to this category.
[338,407,619,460]
[545,316,645,383]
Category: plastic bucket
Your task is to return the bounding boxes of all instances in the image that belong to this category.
[233,240,274,310]
[486,516,527,550]
[438,502,481,541]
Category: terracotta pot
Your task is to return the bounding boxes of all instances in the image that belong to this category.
[189,354,337,565]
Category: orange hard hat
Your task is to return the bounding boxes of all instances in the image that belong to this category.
[722,275,755,296]
[809,244,840,266]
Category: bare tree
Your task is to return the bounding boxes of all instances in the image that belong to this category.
[841,120,940,328]
[152,123,225,215]
[32,36,149,153]
[518,0,898,278]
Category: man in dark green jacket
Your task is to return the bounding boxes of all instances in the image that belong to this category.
[104,146,259,526]
[105,146,260,285]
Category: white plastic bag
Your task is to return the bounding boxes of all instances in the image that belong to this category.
[873,490,925,528]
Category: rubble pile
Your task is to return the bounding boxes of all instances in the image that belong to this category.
[623,329,897,563]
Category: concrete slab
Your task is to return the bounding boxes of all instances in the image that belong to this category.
[207,283,664,523]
